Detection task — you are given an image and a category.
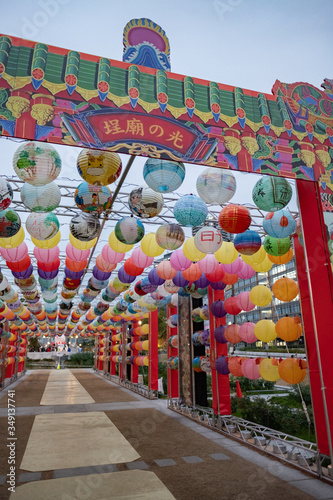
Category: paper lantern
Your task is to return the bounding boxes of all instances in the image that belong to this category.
[131,247,154,268]
[254,320,277,342]
[109,231,134,253]
[20,182,61,213]
[26,212,59,240]
[218,204,251,233]
[205,264,225,283]
[194,274,209,289]
[124,258,144,277]
[155,223,185,250]
[239,322,257,343]
[237,261,256,280]
[164,280,179,294]
[214,325,227,344]
[210,300,227,318]
[196,168,236,205]
[252,256,273,273]
[101,244,124,264]
[0,178,13,209]
[275,316,303,342]
[225,324,241,343]
[173,194,208,227]
[182,263,202,282]
[259,358,280,382]
[252,177,292,212]
[249,285,272,307]
[75,182,112,214]
[13,141,61,186]
[221,257,242,275]
[272,277,298,302]
[37,258,60,272]
[193,357,203,372]
[148,268,165,286]
[234,230,261,255]
[263,210,296,239]
[241,246,266,266]
[115,217,145,245]
[156,260,177,280]
[77,149,122,186]
[65,257,87,272]
[236,291,255,312]
[0,209,21,238]
[183,237,206,262]
[143,158,185,193]
[264,235,291,256]
[118,266,136,284]
[7,255,31,272]
[278,358,307,384]
[241,358,261,380]
[128,186,163,218]
[215,356,230,375]
[170,248,192,271]
[32,230,60,249]
[268,249,293,265]
[69,213,100,242]
[197,254,219,275]
[172,271,189,287]
[214,242,238,264]
[194,227,222,254]
[224,297,242,315]
[95,255,116,273]
[210,281,227,290]
[228,356,243,377]
[140,277,158,294]
[141,233,164,257]
[66,243,90,262]
[1,242,27,262]
[69,233,96,250]
[222,272,238,285]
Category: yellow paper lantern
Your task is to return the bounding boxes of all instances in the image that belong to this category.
[141,324,149,335]
[0,226,25,249]
[278,358,307,384]
[140,233,164,257]
[141,340,149,350]
[32,230,61,249]
[252,256,273,273]
[249,285,272,307]
[275,316,303,341]
[259,358,280,381]
[183,237,206,262]
[214,241,238,264]
[241,246,266,265]
[109,231,134,253]
[77,149,122,186]
[272,277,299,302]
[268,248,293,265]
[112,277,130,292]
[254,319,277,342]
[69,232,96,250]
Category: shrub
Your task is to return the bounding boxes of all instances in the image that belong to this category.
[66,352,94,366]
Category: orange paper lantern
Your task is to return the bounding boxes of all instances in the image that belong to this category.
[275,316,303,342]
[272,277,299,302]
[278,358,307,384]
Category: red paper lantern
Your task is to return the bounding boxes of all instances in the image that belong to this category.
[37,258,60,272]
[6,255,31,272]
[228,356,243,377]
[224,324,241,343]
[124,258,144,277]
[134,281,147,296]
[156,260,177,280]
[182,263,202,282]
[206,264,225,283]
[95,254,117,273]
[222,272,239,285]
[65,257,88,272]
[224,297,242,315]
[218,204,251,233]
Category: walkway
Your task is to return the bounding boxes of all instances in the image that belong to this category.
[1,369,333,499]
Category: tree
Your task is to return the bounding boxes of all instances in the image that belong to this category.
[28,337,40,352]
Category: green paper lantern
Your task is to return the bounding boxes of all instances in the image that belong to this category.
[252,177,292,212]
[263,235,291,256]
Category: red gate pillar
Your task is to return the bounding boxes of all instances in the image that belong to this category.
[296,179,333,457]
[208,287,231,415]
[131,321,139,384]
[167,306,179,399]
[149,310,158,392]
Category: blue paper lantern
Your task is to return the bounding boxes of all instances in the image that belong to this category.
[143,158,186,193]
[234,230,262,255]
[263,210,296,238]
[173,194,208,227]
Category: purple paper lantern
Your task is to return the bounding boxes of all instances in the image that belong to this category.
[118,266,136,284]
[38,268,59,280]
[201,329,210,346]
[12,265,33,279]
[209,281,227,290]
[140,277,158,293]
[64,268,84,280]
[194,274,209,289]
[210,300,227,318]
[172,271,189,288]
[92,266,111,281]
[148,268,165,286]
[214,325,227,343]
[215,355,230,375]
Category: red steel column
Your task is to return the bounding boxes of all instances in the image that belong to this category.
[167,305,179,399]
[131,321,139,384]
[149,310,158,392]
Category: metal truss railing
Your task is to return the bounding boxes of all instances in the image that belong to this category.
[96,370,158,399]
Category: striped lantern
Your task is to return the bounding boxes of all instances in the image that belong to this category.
[252,177,292,212]
[173,194,208,227]
[13,141,61,186]
[234,230,261,255]
[20,182,61,212]
[115,217,145,244]
[143,158,185,193]
[128,186,163,218]
[196,168,236,205]
[77,149,122,186]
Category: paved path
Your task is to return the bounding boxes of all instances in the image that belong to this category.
[0,369,333,500]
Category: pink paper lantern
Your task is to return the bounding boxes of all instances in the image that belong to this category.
[236,291,255,312]
[197,254,219,274]
[0,242,28,262]
[34,245,60,263]
[224,324,241,343]
[101,243,124,264]
[241,358,261,379]
[66,243,90,262]
[237,261,256,280]
[170,248,192,271]
[222,257,242,274]
[95,254,117,273]
[131,247,154,268]
[156,260,177,280]
[239,322,257,343]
